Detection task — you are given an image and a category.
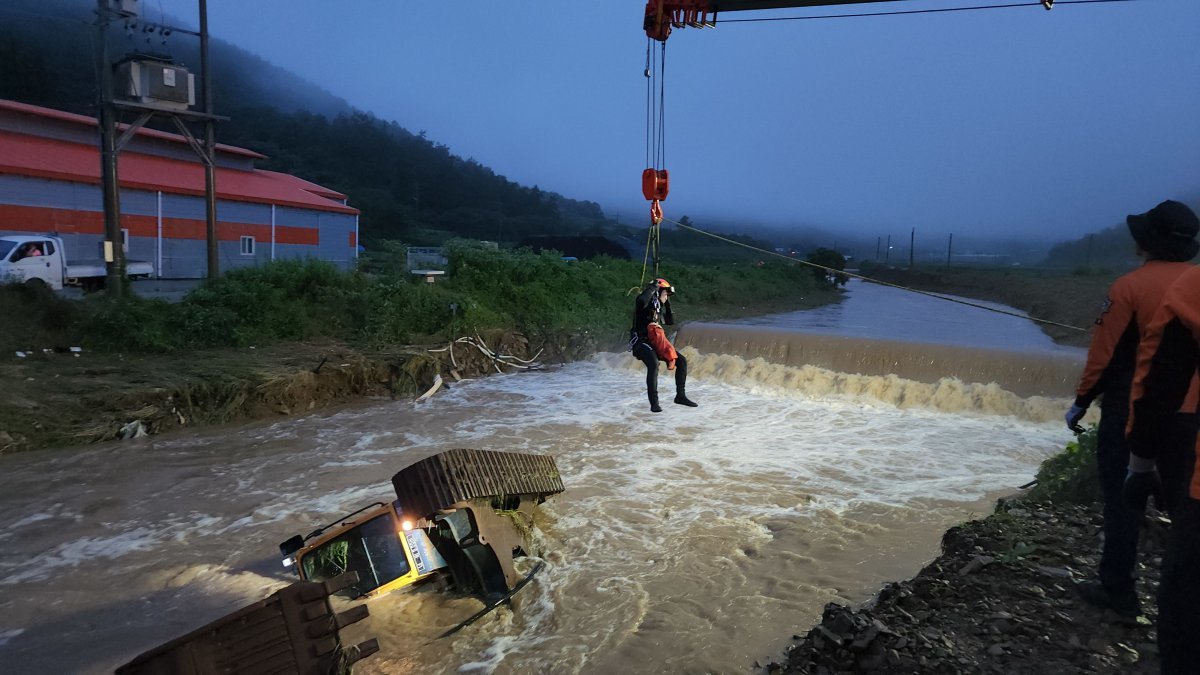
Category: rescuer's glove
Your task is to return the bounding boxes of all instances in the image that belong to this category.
[1064,404,1087,434]
[1122,454,1163,512]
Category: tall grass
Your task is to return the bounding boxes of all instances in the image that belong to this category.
[0,241,833,353]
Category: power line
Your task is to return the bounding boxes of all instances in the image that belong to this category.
[717,0,1137,24]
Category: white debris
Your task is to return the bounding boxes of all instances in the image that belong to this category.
[119,420,148,440]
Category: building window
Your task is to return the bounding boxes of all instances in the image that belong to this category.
[240,236,255,256]
[121,228,129,253]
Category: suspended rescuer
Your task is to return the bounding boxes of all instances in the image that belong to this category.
[631,278,697,412]
[1124,256,1200,674]
[1064,199,1200,617]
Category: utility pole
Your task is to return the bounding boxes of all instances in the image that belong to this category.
[875,236,880,261]
[909,227,915,269]
[95,0,127,297]
[885,235,891,264]
[200,0,218,279]
[946,233,953,268]
[92,0,226,288]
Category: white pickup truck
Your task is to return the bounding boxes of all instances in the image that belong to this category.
[0,235,154,291]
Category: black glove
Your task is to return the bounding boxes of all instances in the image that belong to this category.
[1122,468,1164,512]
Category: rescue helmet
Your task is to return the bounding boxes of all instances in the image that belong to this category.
[653,278,675,295]
[1127,200,1200,262]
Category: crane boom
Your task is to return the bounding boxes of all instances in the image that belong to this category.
[645,0,906,41]
[707,0,904,10]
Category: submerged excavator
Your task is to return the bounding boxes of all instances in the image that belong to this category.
[279,448,564,604]
[117,449,564,674]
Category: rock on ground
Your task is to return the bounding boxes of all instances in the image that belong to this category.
[772,498,1168,674]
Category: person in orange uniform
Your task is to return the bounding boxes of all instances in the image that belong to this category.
[1065,200,1200,617]
[1124,259,1200,674]
[631,278,697,413]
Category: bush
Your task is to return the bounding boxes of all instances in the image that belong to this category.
[80,295,178,352]
[174,259,372,347]
[0,280,80,351]
[806,247,849,286]
[1028,426,1099,504]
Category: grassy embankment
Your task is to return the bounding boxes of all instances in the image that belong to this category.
[0,241,840,453]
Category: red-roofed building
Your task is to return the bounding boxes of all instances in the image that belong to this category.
[0,99,359,278]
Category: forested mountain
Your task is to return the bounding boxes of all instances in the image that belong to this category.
[1041,223,1140,272]
[0,0,616,246]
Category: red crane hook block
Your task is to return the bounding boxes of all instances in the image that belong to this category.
[642,168,670,202]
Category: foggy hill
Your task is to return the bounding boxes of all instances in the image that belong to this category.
[1041,187,1200,272]
[0,0,616,246]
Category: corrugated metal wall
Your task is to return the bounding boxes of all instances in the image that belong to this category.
[0,174,355,278]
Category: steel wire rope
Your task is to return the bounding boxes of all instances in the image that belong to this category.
[661,216,1087,332]
[645,37,654,170]
[715,0,1137,24]
[657,41,667,172]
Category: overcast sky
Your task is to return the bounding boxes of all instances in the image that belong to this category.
[153,0,1199,243]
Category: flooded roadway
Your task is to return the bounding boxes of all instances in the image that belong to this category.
[0,281,1083,673]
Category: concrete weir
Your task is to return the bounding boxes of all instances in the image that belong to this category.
[675,322,1084,399]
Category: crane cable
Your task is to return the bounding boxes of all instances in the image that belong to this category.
[643,38,669,283]
[658,216,1088,333]
[634,0,1128,325]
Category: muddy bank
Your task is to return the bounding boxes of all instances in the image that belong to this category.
[771,496,1164,674]
[0,329,594,454]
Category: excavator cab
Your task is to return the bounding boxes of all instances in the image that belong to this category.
[281,501,447,599]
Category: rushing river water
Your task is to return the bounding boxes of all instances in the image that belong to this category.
[0,281,1085,674]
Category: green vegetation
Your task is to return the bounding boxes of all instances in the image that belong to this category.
[805,247,849,286]
[1,242,838,355]
[1028,426,1099,505]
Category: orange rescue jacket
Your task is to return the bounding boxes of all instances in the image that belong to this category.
[1128,266,1200,497]
[1074,260,1198,412]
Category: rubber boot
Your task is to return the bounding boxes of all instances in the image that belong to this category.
[1075,579,1140,618]
[674,388,698,407]
[649,391,662,413]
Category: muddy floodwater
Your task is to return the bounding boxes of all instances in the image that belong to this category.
[0,282,1083,673]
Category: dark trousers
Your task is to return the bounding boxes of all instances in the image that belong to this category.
[1159,451,1200,675]
[632,342,686,400]
[1096,405,1198,593]
[1096,402,1140,593]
